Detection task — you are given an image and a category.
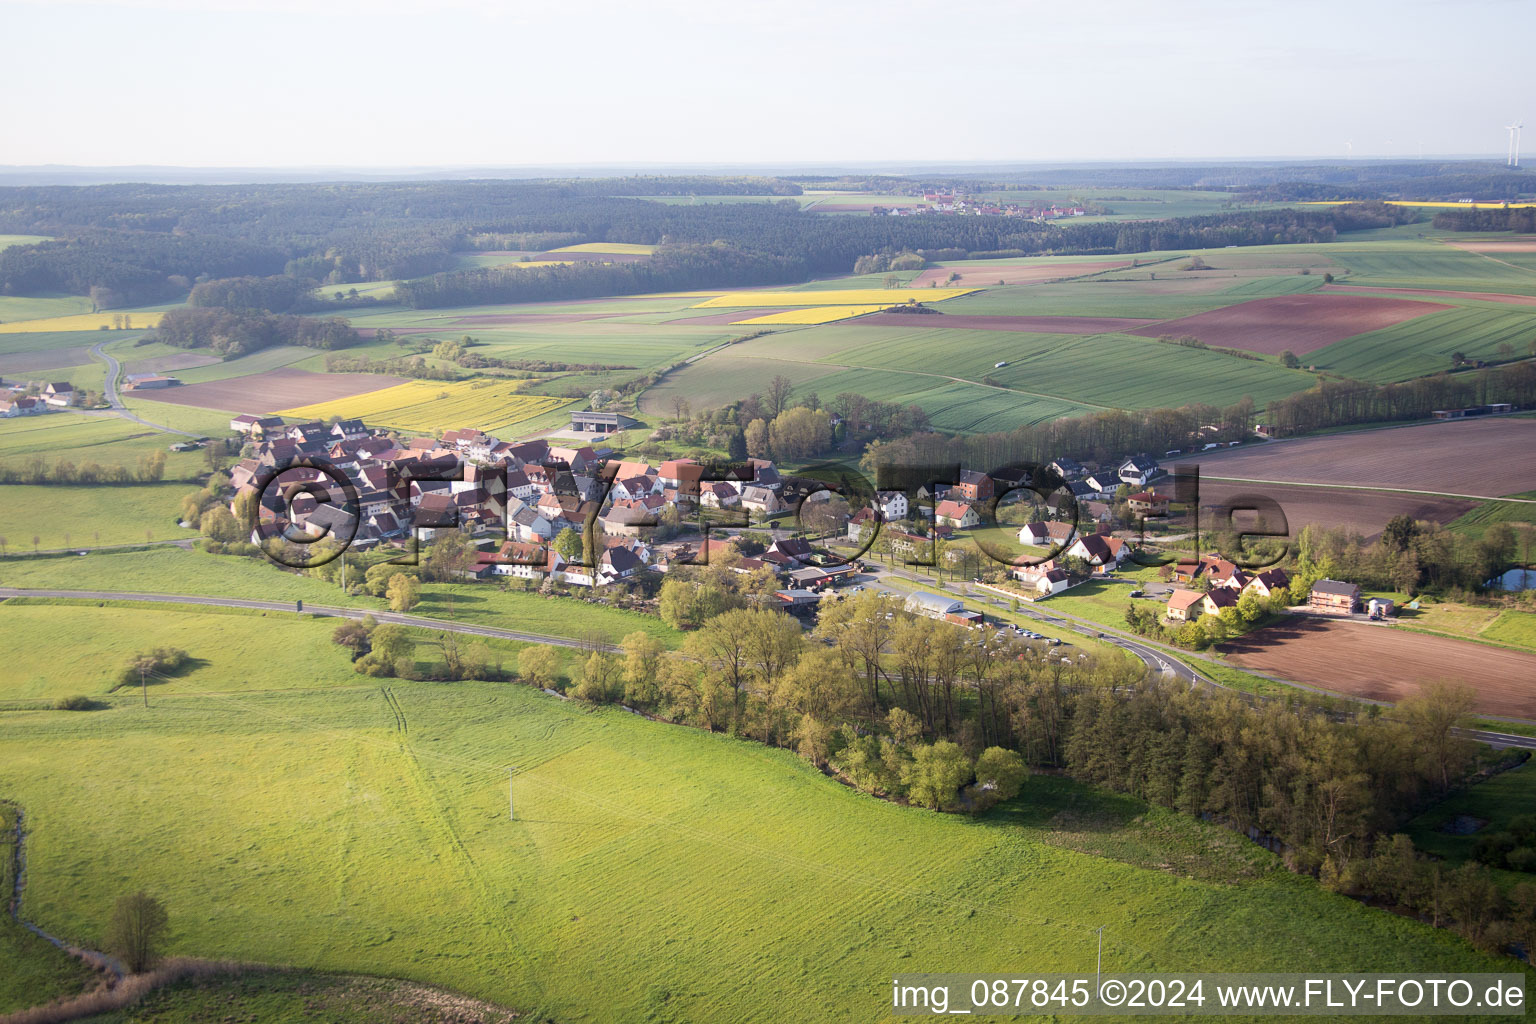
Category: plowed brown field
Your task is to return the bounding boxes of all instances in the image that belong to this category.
[1223,618,1536,719]
[1127,293,1451,354]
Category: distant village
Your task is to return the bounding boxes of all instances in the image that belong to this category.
[877,188,1088,219]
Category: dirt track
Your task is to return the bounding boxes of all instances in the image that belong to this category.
[1127,293,1451,354]
[1223,617,1536,720]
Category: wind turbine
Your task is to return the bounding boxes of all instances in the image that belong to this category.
[1508,123,1524,167]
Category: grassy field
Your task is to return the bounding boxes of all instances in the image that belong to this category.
[0,294,94,324]
[0,414,207,478]
[1308,306,1536,382]
[0,546,684,646]
[1482,610,1536,650]
[640,355,1092,432]
[0,677,1520,1024]
[1,801,96,1014]
[1448,492,1536,539]
[275,378,572,435]
[695,288,975,307]
[1331,245,1536,295]
[0,482,194,550]
[0,601,576,707]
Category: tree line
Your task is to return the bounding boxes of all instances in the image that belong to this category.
[149,307,358,356]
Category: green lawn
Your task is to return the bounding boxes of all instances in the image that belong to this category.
[0,482,195,550]
[0,678,1520,1024]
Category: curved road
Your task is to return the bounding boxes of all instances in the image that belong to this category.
[90,341,200,437]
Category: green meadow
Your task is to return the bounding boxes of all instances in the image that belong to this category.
[0,482,193,550]
[0,677,1520,1024]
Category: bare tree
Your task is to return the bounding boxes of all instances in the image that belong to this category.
[766,375,794,419]
[106,891,169,973]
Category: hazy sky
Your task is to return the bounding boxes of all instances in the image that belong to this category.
[3,0,1530,169]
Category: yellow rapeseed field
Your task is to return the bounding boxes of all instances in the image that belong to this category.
[730,305,892,325]
[548,242,657,255]
[276,379,572,435]
[0,311,165,334]
[694,288,975,308]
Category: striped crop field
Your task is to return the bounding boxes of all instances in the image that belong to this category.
[548,242,657,255]
[731,305,892,325]
[275,378,573,434]
[0,312,164,333]
[695,288,975,308]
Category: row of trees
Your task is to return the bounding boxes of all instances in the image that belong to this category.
[1266,365,1536,436]
[0,450,165,486]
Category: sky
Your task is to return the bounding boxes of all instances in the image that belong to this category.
[2,0,1531,170]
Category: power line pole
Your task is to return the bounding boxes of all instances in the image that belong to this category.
[1094,925,1105,999]
[140,664,148,708]
[508,766,517,821]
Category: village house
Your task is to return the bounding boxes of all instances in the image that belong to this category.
[1309,578,1361,613]
[952,469,994,503]
[1126,491,1171,516]
[1165,587,1237,621]
[739,485,782,515]
[1118,454,1161,487]
[1084,471,1122,498]
[1065,532,1130,569]
[874,490,909,521]
[934,499,980,529]
[43,382,76,406]
[1018,521,1076,548]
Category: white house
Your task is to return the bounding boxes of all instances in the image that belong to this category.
[1117,455,1160,487]
[875,491,909,521]
[1019,521,1076,548]
[1065,533,1130,568]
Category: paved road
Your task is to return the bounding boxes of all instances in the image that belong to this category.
[89,341,200,437]
[0,586,620,652]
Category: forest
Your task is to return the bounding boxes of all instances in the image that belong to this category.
[0,176,1399,309]
[147,307,358,356]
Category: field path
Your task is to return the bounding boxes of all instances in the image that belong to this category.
[0,587,622,652]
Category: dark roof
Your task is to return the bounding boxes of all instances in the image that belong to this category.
[1311,578,1359,596]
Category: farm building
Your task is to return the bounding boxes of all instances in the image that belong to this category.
[124,375,180,390]
[569,409,639,433]
[904,591,963,619]
[1368,597,1396,620]
[1309,579,1361,613]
